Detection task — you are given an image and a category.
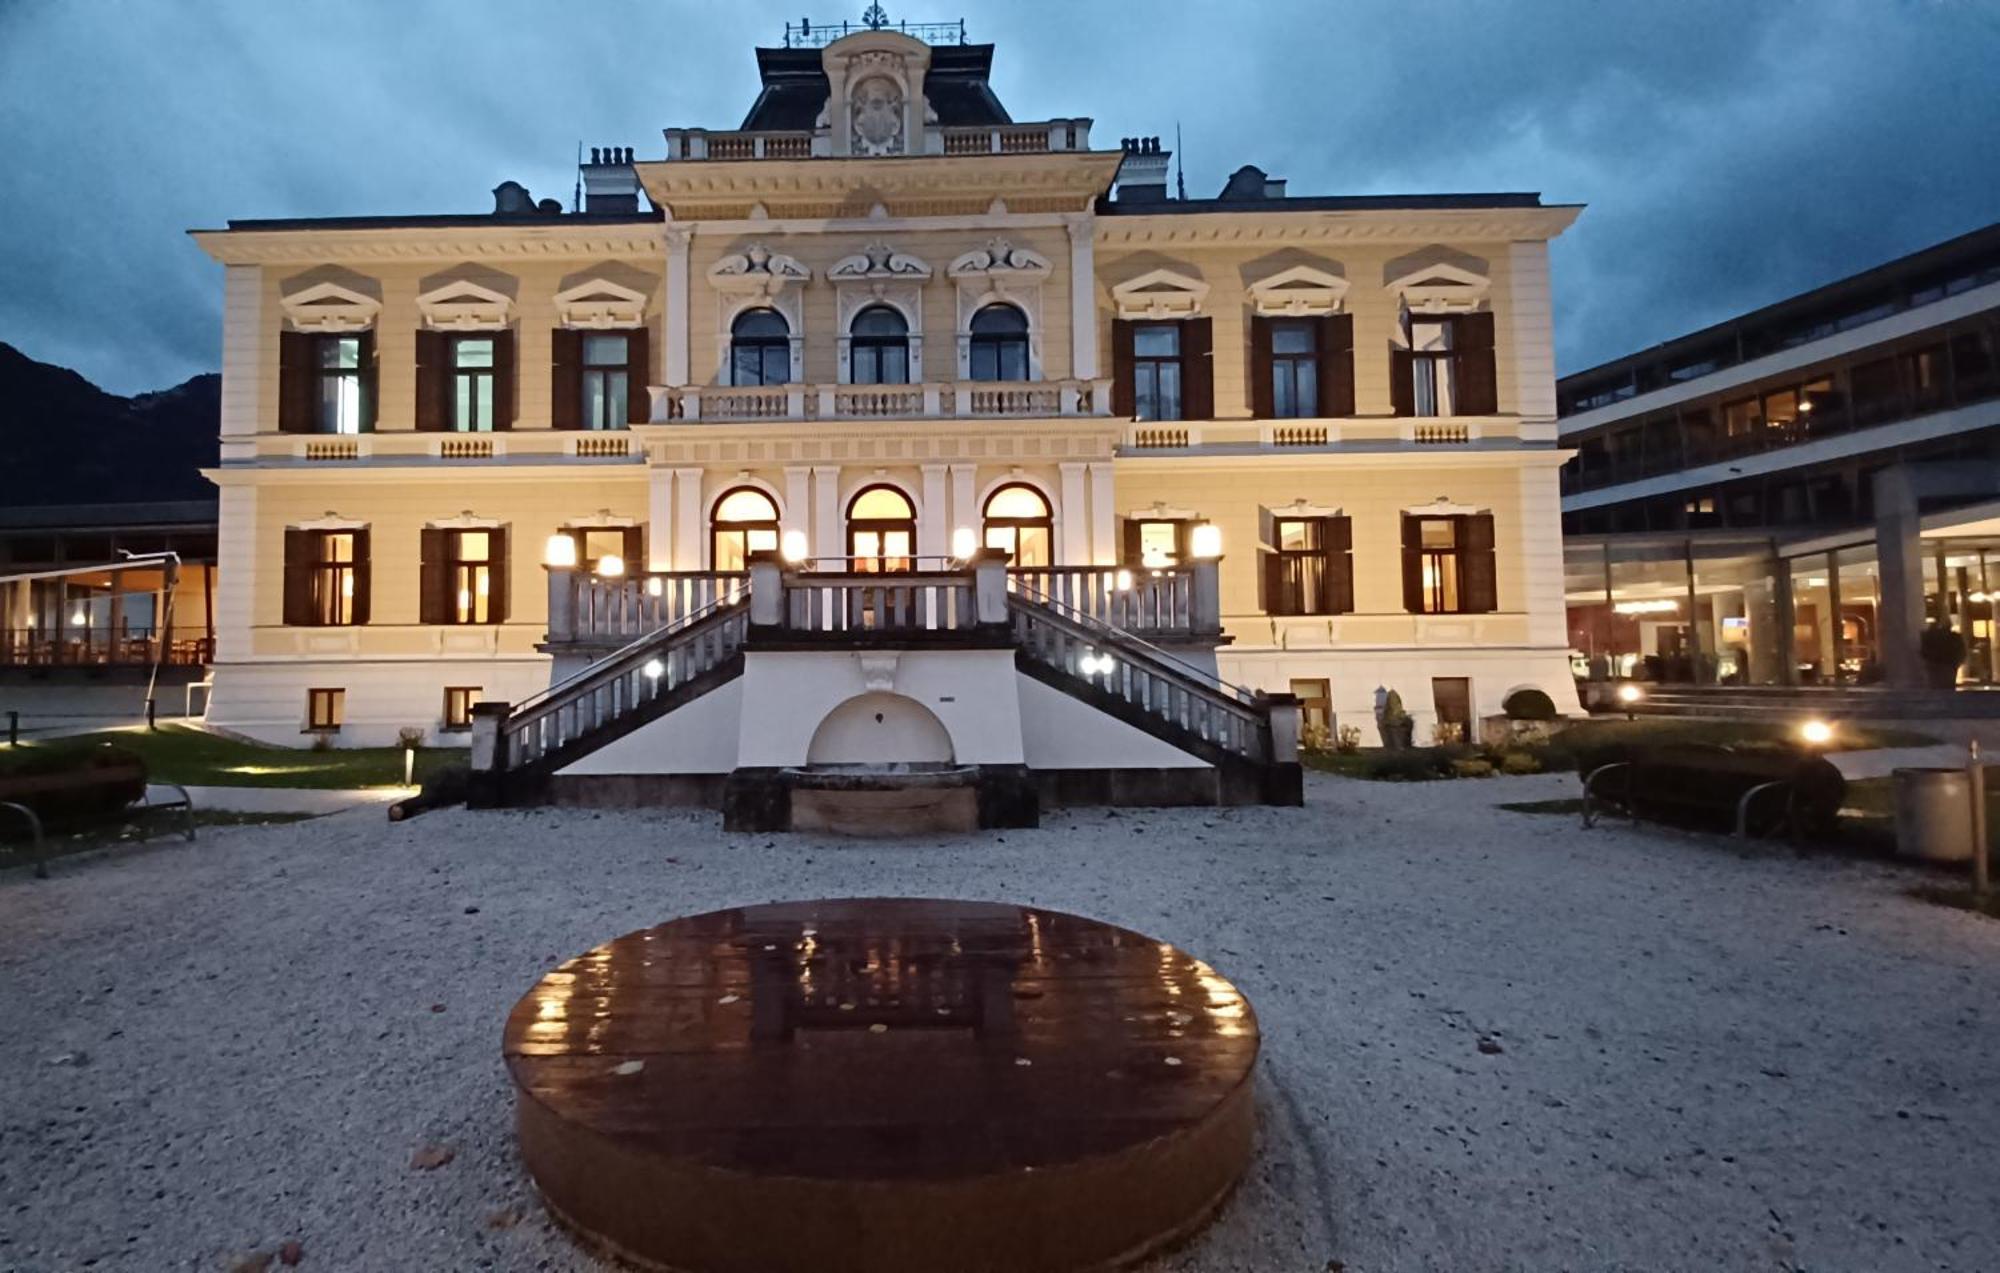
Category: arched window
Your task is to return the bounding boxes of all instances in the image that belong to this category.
[849,305,910,386]
[846,485,916,573]
[982,483,1052,567]
[730,309,790,386]
[710,487,780,571]
[968,304,1029,382]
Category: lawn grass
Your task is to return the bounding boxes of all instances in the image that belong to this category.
[0,809,317,871]
[0,723,461,789]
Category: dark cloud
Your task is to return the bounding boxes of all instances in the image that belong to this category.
[1,0,1995,393]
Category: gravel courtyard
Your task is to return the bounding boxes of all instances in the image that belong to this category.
[3,771,1998,1272]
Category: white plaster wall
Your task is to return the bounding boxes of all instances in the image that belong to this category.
[1218,647,1580,742]
[1015,675,1207,769]
[204,656,552,747]
[557,679,743,775]
[805,691,955,764]
[734,649,1026,767]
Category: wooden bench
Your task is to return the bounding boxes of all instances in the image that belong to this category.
[1582,742,1846,839]
[0,743,194,879]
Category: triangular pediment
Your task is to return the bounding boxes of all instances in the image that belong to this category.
[1111,268,1209,319]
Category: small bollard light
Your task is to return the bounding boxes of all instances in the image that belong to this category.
[403,745,415,787]
[1799,718,1834,748]
[1616,682,1643,721]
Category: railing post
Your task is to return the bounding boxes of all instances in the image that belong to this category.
[1190,557,1223,640]
[467,701,510,808]
[546,564,577,644]
[1264,692,1300,763]
[748,554,785,631]
[973,549,1012,627]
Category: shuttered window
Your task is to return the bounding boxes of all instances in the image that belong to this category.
[1391,312,1497,418]
[279,331,375,434]
[421,527,508,625]
[421,331,513,431]
[1400,513,1497,614]
[1262,516,1352,616]
[283,528,370,626]
[1113,318,1213,422]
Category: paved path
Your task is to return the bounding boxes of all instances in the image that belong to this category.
[3,772,1996,1271]
[149,783,407,816]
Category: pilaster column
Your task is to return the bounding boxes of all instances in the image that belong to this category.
[1058,462,1089,565]
[813,467,841,563]
[664,225,691,387]
[673,467,704,570]
[647,465,675,570]
[949,464,977,545]
[784,467,812,546]
[1874,465,1925,688]
[1088,462,1118,565]
[1066,213,1098,380]
[920,464,950,559]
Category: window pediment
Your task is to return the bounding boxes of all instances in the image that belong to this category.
[553,277,648,329]
[281,281,380,333]
[948,238,1052,282]
[1386,261,1489,314]
[416,279,513,331]
[292,512,369,531]
[708,244,812,297]
[1269,498,1344,520]
[1402,497,1486,516]
[1248,265,1349,317]
[829,240,933,281]
[1111,268,1209,320]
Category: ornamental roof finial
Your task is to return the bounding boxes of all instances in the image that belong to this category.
[862,2,889,28]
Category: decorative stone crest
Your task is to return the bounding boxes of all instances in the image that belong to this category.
[947,238,1053,280]
[830,240,932,280]
[850,72,906,155]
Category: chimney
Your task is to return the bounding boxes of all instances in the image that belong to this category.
[1113,136,1171,203]
[492,180,536,214]
[1219,164,1287,201]
[582,144,642,214]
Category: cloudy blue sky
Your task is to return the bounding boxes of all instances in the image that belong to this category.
[0,0,1995,395]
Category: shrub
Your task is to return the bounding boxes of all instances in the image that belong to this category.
[1335,724,1363,754]
[1430,721,1465,747]
[1451,758,1494,778]
[397,726,427,751]
[1368,747,1452,781]
[1502,687,1557,721]
[1498,750,1542,776]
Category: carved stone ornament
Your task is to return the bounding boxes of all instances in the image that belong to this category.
[708,245,812,298]
[850,73,905,156]
[948,238,1053,280]
[830,240,932,280]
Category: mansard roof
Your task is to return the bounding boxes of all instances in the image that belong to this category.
[741,42,1011,131]
[1100,192,1552,216]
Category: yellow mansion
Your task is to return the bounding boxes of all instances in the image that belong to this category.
[191,22,1580,774]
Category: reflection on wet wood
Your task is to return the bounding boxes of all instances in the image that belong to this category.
[504,897,1260,1273]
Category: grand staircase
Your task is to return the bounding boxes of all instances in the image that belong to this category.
[468,556,1301,814]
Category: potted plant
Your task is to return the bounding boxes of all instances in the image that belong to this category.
[1920,622,1966,690]
[1376,690,1414,750]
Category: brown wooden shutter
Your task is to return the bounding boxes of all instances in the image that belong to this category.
[1325,515,1354,614]
[415,331,446,432]
[1121,517,1142,566]
[282,529,313,624]
[1261,550,1285,615]
[278,331,312,433]
[492,329,516,431]
[1180,317,1213,421]
[1318,314,1354,417]
[355,330,377,432]
[1248,316,1275,419]
[622,525,646,572]
[1110,320,1136,417]
[350,527,372,625]
[487,526,510,622]
[1390,347,1416,417]
[1462,513,1497,612]
[1455,311,1498,416]
[550,328,582,430]
[625,327,651,424]
[419,528,448,623]
[1400,515,1424,612]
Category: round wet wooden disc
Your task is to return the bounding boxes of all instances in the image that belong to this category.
[503,897,1260,1273]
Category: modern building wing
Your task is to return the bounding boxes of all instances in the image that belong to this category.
[1558,222,2000,688]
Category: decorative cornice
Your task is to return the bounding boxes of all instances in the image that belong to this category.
[637,151,1123,219]
[1096,205,1582,248]
[190,225,666,266]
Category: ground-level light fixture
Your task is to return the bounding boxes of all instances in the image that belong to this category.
[544,534,578,568]
[642,659,664,680]
[1616,682,1643,721]
[1799,718,1834,747]
[951,526,978,561]
[596,554,626,579]
[1189,522,1223,560]
[781,529,809,563]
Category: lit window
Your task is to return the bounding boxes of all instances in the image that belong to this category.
[442,686,481,731]
[710,488,780,571]
[312,531,355,625]
[1417,518,1460,613]
[306,687,344,732]
[981,483,1052,567]
[1137,520,1182,569]
[1409,321,1454,417]
[314,336,364,434]
[451,531,493,624]
[847,485,916,573]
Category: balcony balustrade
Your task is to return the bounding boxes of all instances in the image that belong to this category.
[650,378,1110,423]
[661,119,1089,162]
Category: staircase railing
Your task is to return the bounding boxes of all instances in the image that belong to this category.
[1008,587,1281,764]
[482,596,749,777]
[1006,565,1209,639]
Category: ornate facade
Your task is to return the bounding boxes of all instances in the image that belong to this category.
[191,24,1582,752]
